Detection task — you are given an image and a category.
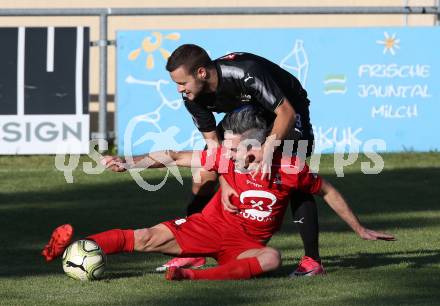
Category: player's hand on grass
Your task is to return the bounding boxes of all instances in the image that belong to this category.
[101,156,127,172]
[358,227,396,241]
[219,176,239,213]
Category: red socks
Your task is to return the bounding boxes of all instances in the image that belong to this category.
[87,229,134,254]
[184,257,263,280]
[84,230,264,281]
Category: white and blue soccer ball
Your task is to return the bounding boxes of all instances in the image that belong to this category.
[62,239,106,281]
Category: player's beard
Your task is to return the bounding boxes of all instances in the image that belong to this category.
[187,79,210,101]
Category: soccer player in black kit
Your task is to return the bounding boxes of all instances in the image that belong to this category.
[157,44,323,277]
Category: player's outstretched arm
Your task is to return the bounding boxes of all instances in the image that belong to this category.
[318,179,396,241]
[101,150,203,171]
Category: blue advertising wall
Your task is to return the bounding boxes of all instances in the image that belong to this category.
[116,27,440,155]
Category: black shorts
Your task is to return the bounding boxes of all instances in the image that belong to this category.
[279,126,314,158]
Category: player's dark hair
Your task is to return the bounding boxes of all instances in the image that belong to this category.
[221,106,269,144]
[166,44,213,75]
[240,128,267,145]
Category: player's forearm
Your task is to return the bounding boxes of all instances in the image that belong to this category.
[269,115,292,142]
[263,106,295,157]
[202,131,221,149]
[133,150,203,169]
[125,150,177,169]
[270,99,295,141]
[322,186,364,234]
[219,175,233,190]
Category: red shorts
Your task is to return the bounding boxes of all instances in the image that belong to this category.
[162,213,265,265]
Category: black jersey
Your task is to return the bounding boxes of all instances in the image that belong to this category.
[184,52,313,139]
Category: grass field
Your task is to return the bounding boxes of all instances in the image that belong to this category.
[0,153,439,305]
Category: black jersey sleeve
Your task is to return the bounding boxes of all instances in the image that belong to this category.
[244,66,286,113]
[184,98,216,133]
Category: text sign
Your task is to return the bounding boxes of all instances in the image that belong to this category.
[116,27,440,154]
[0,27,90,154]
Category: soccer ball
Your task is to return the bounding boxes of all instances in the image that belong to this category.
[62,239,106,281]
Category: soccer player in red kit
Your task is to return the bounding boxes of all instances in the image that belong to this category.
[42,108,394,280]
[162,44,322,275]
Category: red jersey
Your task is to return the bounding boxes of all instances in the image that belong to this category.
[200,147,322,241]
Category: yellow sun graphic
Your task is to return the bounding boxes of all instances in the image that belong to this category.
[128,32,180,69]
[376,32,400,56]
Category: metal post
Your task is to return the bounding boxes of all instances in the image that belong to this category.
[98,13,108,151]
[437,0,440,25]
[403,0,409,25]
[0,7,439,16]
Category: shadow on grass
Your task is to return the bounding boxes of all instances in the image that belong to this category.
[0,167,439,279]
[324,249,440,270]
[138,268,440,306]
[255,248,440,279]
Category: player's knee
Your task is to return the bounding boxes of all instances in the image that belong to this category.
[259,248,282,272]
[134,228,156,252]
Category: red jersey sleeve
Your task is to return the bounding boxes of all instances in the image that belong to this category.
[296,164,322,194]
[200,147,232,174]
[281,156,322,194]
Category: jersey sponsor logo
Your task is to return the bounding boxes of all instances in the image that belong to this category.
[239,190,277,222]
[237,93,252,102]
[246,179,263,188]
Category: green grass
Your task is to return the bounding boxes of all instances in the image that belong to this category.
[0,153,439,305]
